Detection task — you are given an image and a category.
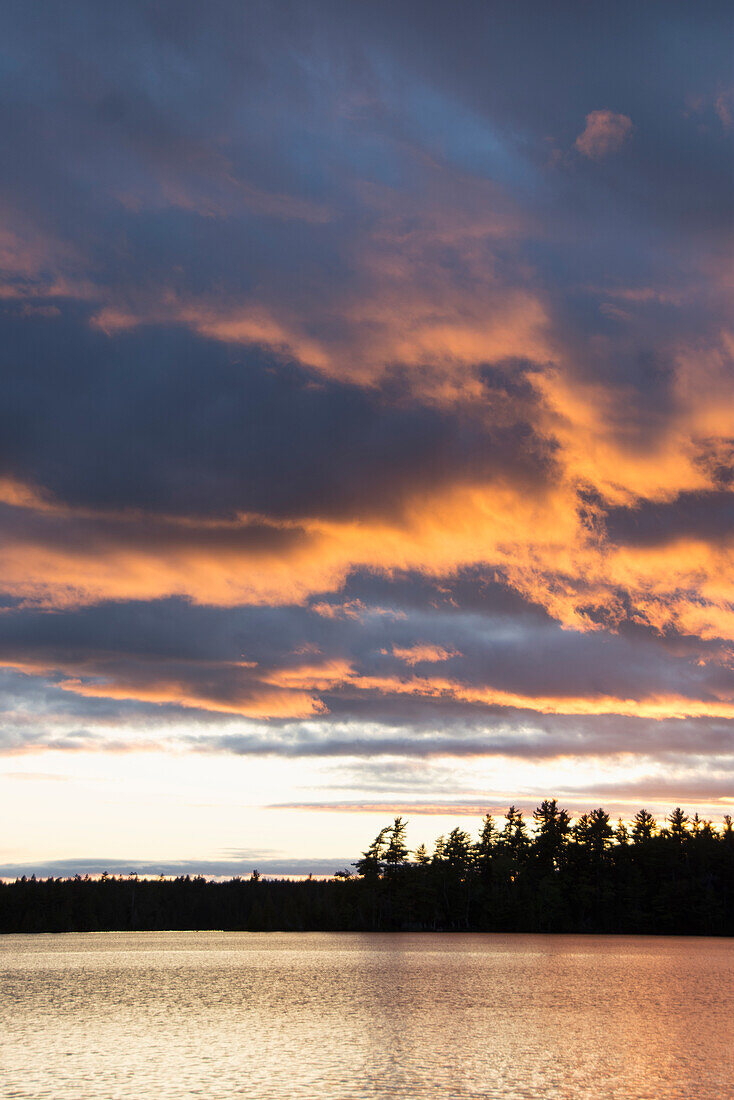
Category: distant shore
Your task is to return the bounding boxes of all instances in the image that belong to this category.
[5,807,732,936]
[2,873,732,936]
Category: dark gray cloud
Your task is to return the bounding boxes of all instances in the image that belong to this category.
[1,573,734,768]
[605,490,734,547]
[0,576,732,714]
[0,1,730,394]
[0,0,729,535]
[193,714,734,764]
[0,308,553,520]
[0,856,346,880]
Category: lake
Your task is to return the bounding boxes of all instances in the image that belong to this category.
[1,932,732,1099]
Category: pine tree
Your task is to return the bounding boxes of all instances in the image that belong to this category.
[444,827,473,875]
[354,826,391,878]
[499,806,530,861]
[383,817,410,874]
[668,807,689,842]
[631,808,657,844]
[432,835,446,862]
[532,799,571,870]
[574,808,613,857]
[475,814,497,874]
[414,843,430,866]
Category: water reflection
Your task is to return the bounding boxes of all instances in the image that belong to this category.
[1,933,732,1099]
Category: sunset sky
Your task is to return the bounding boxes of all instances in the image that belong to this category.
[1,1,733,876]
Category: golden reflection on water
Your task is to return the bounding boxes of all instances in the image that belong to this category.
[1,932,732,1099]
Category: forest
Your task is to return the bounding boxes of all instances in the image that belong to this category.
[2,803,733,935]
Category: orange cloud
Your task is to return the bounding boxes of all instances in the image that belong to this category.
[575,110,634,158]
[2,154,733,692]
[80,167,550,398]
[60,678,326,719]
[1,415,733,652]
[327,670,734,721]
[6,646,734,724]
[1,656,327,720]
[388,644,460,665]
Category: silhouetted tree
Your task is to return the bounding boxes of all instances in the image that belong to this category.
[354,826,390,878]
[575,808,613,858]
[533,799,572,870]
[414,843,430,866]
[2,802,732,936]
[631,808,657,844]
[498,806,530,861]
[443,828,472,871]
[383,817,410,873]
[668,807,689,842]
[474,814,497,887]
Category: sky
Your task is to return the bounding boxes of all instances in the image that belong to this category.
[0,1,733,877]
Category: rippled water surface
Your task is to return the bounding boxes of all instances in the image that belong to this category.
[1,932,732,1099]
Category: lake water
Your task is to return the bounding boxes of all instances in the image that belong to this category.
[0,932,732,1099]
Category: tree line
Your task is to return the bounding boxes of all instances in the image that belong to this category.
[2,803,732,934]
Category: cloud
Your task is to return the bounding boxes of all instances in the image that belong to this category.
[270,782,734,817]
[715,88,733,130]
[604,489,734,547]
[0,856,346,879]
[388,644,460,665]
[271,800,512,817]
[3,581,734,762]
[575,110,634,159]
[0,1,732,831]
